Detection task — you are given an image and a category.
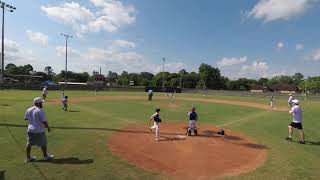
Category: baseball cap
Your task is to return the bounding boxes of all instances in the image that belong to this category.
[292,99,300,105]
[34,97,44,104]
[289,93,292,96]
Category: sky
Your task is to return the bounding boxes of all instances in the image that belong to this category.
[2,0,320,79]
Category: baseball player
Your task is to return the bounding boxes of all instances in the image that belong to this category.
[60,90,65,100]
[42,86,48,101]
[270,96,274,110]
[150,108,162,141]
[186,107,198,136]
[286,99,305,144]
[62,96,68,111]
[288,94,293,107]
[24,97,55,163]
[148,89,153,101]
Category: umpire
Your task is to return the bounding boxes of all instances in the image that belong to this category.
[24,97,55,163]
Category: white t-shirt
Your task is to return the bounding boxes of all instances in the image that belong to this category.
[24,106,47,133]
[148,90,153,94]
[290,105,303,123]
[42,88,48,95]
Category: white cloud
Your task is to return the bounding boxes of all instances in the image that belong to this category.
[248,0,313,22]
[0,39,38,66]
[306,48,320,62]
[41,0,136,36]
[26,30,49,46]
[277,42,284,49]
[53,45,189,74]
[55,46,81,58]
[41,2,94,25]
[239,61,269,78]
[217,56,247,67]
[296,43,304,50]
[111,40,136,49]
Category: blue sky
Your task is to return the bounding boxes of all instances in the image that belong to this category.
[2,0,320,79]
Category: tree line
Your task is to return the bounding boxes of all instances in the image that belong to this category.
[3,63,320,92]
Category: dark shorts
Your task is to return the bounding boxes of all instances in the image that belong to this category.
[27,132,47,147]
[290,122,303,130]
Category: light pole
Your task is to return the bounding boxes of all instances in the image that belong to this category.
[0,1,16,86]
[162,57,165,90]
[60,33,72,86]
[304,79,307,101]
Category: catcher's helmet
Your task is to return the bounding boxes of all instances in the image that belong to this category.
[218,129,225,135]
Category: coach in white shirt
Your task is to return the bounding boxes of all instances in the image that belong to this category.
[24,97,55,163]
[286,99,305,144]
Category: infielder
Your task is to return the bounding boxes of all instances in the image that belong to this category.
[42,86,48,101]
[288,94,293,107]
[150,108,162,141]
[286,99,305,144]
[24,97,55,163]
[148,89,153,101]
[270,96,274,110]
[62,96,68,111]
[187,107,198,136]
[61,90,65,100]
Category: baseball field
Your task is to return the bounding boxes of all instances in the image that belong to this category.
[1,90,320,180]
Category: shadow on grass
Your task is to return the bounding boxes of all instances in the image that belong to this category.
[68,110,81,113]
[241,143,268,149]
[0,170,5,180]
[36,157,94,164]
[0,104,11,107]
[292,141,320,146]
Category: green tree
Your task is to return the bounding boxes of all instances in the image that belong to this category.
[198,63,223,89]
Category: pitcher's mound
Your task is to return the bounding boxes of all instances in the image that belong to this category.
[108,123,266,179]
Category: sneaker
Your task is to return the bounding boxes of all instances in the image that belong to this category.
[285,137,292,141]
[299,141,305,144]
[43,155,55,161]
[25,156,37,163]
[155,138,159,141]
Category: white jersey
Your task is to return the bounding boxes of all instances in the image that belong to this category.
[24,106,47,133]
[290,105,303,123]
[42,88,48,95]
[148,90,153,95]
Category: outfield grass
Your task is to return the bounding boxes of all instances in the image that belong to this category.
[0,90,319,180]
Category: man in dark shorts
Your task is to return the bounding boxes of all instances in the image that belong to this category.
[286,99,305,144]
[24,97,55,163]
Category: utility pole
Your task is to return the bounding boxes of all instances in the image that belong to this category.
[162,57,165,90]
[0,1,16,86]
[60,33,72,86]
